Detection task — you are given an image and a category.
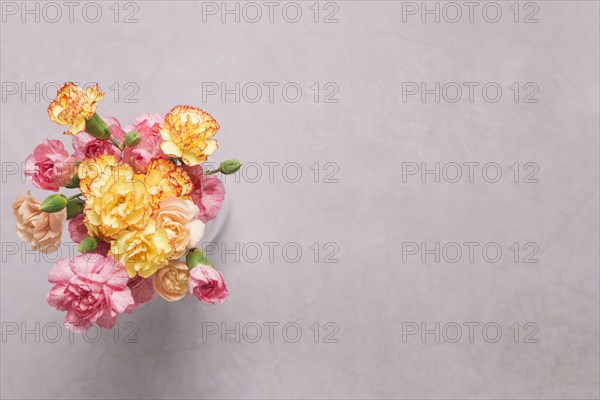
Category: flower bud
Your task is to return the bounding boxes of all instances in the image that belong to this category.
[219,159,242,175]
[39,194,68,213]
[77,237,98,253]
[186,248,211,269]
[85,112,111,140]
[66,198,84,219]
[124,130,142,147]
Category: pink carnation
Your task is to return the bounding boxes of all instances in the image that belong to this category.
[188,265,229,304]
[124,113,162,131]
[125,276,156,313]
[68,214,88,243]
[72,134,120,160]
[71,116,125,161]
[122,113,166,172]
[183,165,225,222]
[46,255,134,332]
[24,139,75,191]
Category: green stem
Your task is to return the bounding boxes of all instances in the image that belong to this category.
[204,169,219,175]
[110,136,124,151]
[68,192,83,200]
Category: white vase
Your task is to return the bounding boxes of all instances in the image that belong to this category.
[201,194,229,243]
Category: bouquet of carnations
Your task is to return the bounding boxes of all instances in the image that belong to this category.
[12,83,241,332]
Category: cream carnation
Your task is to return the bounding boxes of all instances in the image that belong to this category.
[154,197,205,259]
[12,192,65,253]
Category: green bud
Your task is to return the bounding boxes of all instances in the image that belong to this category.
[124,130,142,147]
[39,194,68,213]
[66,198,84,219]
[85,112,111,140]
[220,159,242,175]
[186,248,212,269]
[77,237,98,253]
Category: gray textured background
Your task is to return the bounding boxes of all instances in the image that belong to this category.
[1,1,599,399]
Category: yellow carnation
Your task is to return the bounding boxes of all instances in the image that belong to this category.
[77,154,121,196]
[48,83,104,135]
[83,159,151,241]
[109,219,173,278]
[144,158,193,208]
[159,106,219,166]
